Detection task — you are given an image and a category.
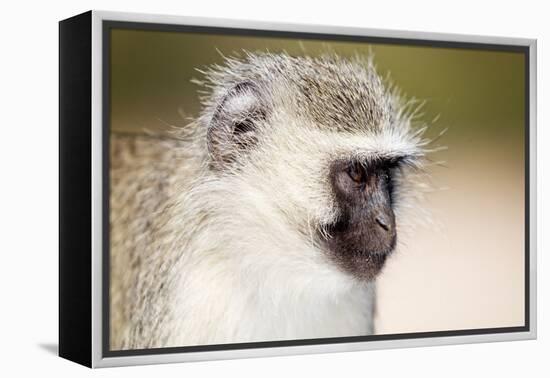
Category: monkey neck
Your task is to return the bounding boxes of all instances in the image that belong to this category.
[151,174,376,346]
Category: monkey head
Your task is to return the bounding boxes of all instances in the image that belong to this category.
[199,53,427,281]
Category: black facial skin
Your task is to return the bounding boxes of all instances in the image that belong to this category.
[325,157,402,281]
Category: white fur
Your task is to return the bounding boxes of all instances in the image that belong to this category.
[110,53,430,349]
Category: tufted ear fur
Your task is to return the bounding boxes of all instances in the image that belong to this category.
[207,82,266,169]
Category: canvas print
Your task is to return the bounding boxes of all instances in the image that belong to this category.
[108,28,526,351]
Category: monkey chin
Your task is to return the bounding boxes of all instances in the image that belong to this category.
[347,250,392,281]
[324,238,397,282]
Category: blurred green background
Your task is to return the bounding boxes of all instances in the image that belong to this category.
[110,28,526,334]
[110,29,525,145]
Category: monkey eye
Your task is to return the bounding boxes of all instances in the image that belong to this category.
[347,162,366,183]
[384,156,405,169]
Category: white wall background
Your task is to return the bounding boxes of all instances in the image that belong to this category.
[0,0,546,376]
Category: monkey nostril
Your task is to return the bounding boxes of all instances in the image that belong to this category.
[375,216,390,232]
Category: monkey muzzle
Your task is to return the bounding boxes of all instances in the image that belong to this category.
[324,159,398,280]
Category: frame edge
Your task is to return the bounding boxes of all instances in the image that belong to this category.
[59,10,93,368]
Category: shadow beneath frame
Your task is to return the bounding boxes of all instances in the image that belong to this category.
[38,343,59,356]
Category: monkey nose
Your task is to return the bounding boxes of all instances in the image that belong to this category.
[375,214,392,232]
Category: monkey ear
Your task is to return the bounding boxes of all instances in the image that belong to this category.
[207,82,266,169]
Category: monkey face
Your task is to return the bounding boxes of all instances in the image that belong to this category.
[201,54,427,282]
[324,157,403,281]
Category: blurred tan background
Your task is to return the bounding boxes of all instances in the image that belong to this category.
[110,29,525,334]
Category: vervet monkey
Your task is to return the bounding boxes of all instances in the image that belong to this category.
[110,52,430,349]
